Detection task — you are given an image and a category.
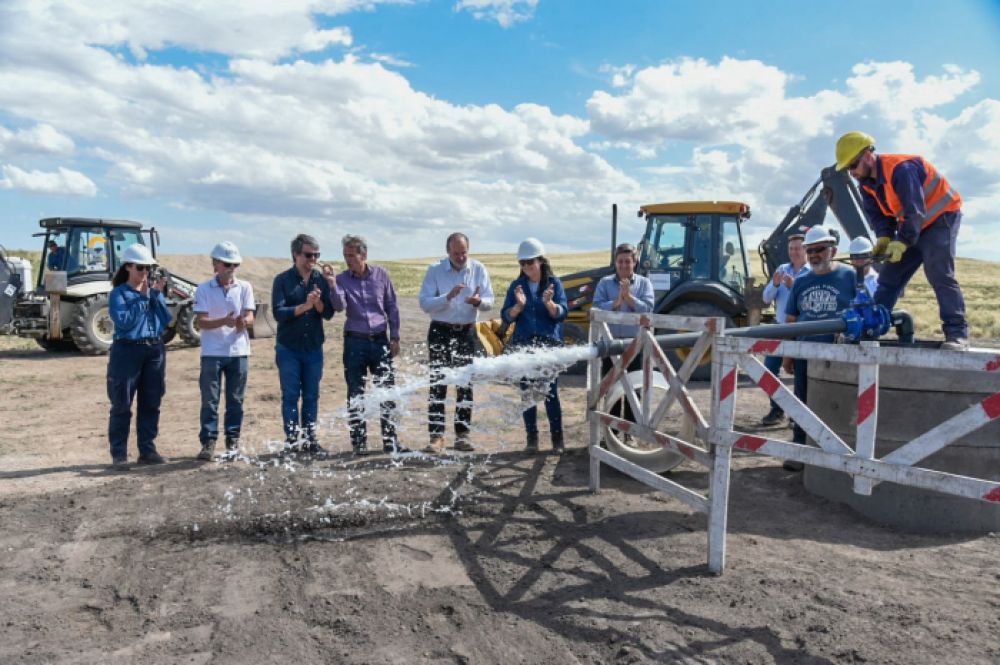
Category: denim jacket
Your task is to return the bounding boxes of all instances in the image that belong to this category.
[501,274,568,346]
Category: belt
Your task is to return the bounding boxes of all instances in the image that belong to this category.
[431,321,474,332]
[344,330,389,341]
[117,337,162,346]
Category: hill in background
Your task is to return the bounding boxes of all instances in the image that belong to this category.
[5,248,997,341]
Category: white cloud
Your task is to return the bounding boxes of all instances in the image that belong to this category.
[586,57,1000,260]
[0,123,75,156]
[454,0,538,28]
[0,165,97,196]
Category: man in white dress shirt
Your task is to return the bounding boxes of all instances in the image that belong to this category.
[418,233,494,453]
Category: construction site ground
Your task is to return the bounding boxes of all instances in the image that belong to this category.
[1,280,998,663]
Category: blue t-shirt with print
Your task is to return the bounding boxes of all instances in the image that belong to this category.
[785,265,856,340]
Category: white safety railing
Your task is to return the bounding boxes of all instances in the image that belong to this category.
[586,310,1000,574]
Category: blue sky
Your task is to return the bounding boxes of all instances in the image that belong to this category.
[2,0,1000,260]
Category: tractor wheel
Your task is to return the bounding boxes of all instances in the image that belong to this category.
[660,301,733,382]
[160,326,177,345]
[36,335,78,352]
[560,322,590,375]
[601,369,686,473]
[70,295,114,355]
[176,305,201,346]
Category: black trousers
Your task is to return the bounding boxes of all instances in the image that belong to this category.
[428,322,476,438]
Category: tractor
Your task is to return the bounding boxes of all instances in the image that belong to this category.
[0,217,205,354]
[560,200,758,380]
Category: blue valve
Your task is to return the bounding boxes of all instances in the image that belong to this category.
[842,291,892,342]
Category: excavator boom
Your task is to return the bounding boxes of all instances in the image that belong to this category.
[759,165,871,277]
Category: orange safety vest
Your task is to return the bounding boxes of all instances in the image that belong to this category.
[861,154,961,230]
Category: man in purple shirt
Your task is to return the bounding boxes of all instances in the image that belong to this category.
[329,234,408,455]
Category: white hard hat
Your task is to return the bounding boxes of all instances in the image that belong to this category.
[210,241,242,264]
[517,237,546,261]
[848,236,874,255]
[121,244,156,265]
[803,226,837,246]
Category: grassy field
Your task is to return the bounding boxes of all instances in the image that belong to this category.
[3,246,997,341]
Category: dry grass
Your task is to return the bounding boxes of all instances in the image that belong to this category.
[3,246,997,343]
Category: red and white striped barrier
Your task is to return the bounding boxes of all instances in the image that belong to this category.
[587,310,1000,575]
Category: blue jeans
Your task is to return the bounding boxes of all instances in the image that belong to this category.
[763,354,783,412]
[199,356,249,443]
[343,334,397,447]
[520,377,562,434]
[107,340,166,461]
[874,211,968,339]
[275,343,323,440]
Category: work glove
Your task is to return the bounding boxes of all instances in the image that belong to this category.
[885,240,907,263]
[873,236,891,256]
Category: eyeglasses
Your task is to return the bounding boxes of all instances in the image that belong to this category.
[805,246,831,255]
[847,150,868,172]
[221,261,239,268]
[301,251,321,260]
[519,258,539,266]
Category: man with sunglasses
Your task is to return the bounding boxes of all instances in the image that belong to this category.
[835,131,968,350]
[783,226,857,471]
[272,233,341,455]
[193,241,255,462]
[418,232,494,453]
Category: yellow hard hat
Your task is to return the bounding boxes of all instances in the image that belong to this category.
[835,131,875,171]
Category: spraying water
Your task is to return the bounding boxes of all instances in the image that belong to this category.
[201,344,597,533]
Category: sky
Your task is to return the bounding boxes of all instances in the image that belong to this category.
[2,0,1000,261]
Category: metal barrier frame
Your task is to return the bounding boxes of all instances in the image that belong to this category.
[586,310,1000,575]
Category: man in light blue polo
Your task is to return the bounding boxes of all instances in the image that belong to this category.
[194,241,255,461]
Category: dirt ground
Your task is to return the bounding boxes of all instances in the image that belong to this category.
[1,257,998,664]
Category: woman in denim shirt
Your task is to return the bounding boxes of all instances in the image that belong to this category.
[501,238,568,454]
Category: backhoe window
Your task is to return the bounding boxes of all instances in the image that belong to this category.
[720,216,747,290]
[109,230,144,270]
[689,215,714,281]
[650,218,686,269]
[67,227,110,275]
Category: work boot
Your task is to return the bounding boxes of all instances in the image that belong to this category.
[423,435,445,454]
[109,458,129,472]
[353,441,370,456]
[525,432,539,455]
[221,437,239,460]
[941,337,968,351]
[454,435,475,452]
[760,406,786,427]
[137,451,166,465]
[197,439,216,461]
[551,431,565,455]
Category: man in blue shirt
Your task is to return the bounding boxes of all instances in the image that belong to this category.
[591,243,656,426]
[759,233,809,426]
[46,240,65,270]
[271,233,340,455]
[783,226,856,470]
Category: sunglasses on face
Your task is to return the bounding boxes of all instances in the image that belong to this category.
[301,251,321,260]
[847,150,868,172]
[128,263,152,272]
[220,261,239,268]
[805,246,831,255]
[519,258,539,266]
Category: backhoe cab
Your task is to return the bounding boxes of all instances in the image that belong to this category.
[561,201,755,380]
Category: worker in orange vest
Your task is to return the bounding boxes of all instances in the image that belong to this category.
[836,132,968,350]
